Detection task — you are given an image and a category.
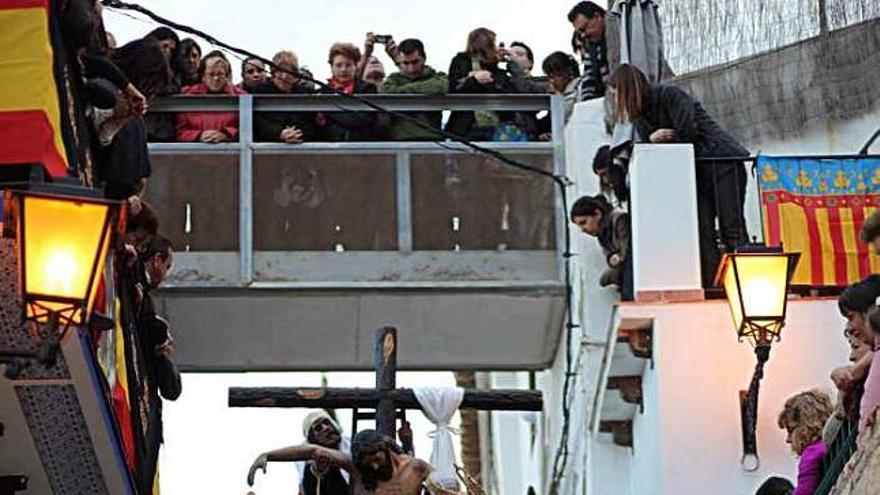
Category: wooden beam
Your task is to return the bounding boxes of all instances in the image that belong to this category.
[617,326,652,361]
[606,376,643,408]
[228,387,543,411]
[375,327,397,436]
[599,420,633,449]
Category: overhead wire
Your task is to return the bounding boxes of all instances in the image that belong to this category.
[99,2,582,492]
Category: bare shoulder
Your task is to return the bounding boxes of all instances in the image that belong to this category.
[406,456,432,478]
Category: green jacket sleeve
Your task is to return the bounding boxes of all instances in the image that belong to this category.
[380,72,449,96]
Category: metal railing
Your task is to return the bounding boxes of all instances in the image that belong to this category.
[815,418,859,495]
[146,94,567,287]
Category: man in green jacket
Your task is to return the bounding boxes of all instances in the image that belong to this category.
[379,38,448,141]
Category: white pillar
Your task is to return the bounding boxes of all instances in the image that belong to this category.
[629,144,703,302]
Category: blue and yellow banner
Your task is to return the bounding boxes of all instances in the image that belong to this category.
[758,156,880,286]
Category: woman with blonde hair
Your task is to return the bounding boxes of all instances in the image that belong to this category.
[777,389,832,495]
[176,50,246,143]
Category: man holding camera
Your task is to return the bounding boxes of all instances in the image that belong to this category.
[372,36,448,141]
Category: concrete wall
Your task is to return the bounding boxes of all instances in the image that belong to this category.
[673,19,880,146]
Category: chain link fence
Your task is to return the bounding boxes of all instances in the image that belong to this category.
[660,0,880,74]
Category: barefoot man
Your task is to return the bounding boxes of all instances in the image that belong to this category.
[248,429,431,495]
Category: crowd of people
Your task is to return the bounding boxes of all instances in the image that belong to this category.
[749,216,880,495]
[60,0,764,490]
[570,63,749,301]
[51,3,186,493]
[92,1,628,146]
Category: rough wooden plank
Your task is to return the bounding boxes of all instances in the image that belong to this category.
[375,327,397,436]
[228,387,543,411]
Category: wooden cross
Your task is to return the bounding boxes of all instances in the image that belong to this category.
[228,327,543,437]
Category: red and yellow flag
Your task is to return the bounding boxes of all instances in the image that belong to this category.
[759,156,880,286]
[111,298,137,472]
[0,0,69,177]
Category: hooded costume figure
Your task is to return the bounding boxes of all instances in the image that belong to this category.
[297,411,352,495]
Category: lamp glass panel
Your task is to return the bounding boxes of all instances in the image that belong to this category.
[734,255,789,320]
[85,227,112,319]
[722,257,744,331]
[22,196,110,309]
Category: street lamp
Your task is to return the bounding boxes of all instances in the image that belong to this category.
[1,188,121,371]
[716,245,800,470]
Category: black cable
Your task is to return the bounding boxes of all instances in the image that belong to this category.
[100,1,581,491]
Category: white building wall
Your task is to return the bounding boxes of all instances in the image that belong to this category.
[648,298,846,494]
[589,440,632,495]
[628,351,662,495]
[487,372,539,495]
[489,92,878,495]
[536,98,618,495]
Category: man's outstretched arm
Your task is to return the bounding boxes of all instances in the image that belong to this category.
[247,445,353,486]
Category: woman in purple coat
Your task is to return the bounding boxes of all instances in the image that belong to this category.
[777,390,833,495]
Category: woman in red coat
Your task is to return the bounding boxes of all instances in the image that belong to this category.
[176,51,246,142]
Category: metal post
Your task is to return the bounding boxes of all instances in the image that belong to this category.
[238,95,254,285]
[395,152,413,252]
[549,94,567,282]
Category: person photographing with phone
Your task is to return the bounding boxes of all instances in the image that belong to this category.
[446,27,516,140]
[361,32,399,86]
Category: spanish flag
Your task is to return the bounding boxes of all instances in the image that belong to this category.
[758,156,880,286]
[112,297,137,472]
[0,0,70,177]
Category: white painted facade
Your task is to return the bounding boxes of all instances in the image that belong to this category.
[629,144,702,295]
[484,98,879,495]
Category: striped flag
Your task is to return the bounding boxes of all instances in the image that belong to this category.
[0,0,70,177]
[111,297,137,472]
[758,156,880,286]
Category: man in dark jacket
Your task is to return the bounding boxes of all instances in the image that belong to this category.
[251,50,315,143]
[136,235,182,405]
[569,1,609,100]
[121,234,180,494]
[379,38,447,141]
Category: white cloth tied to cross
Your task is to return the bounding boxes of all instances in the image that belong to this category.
[413,387,465,489]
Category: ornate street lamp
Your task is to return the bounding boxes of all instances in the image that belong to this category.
[716,245,800,470]
[1,188,122,370]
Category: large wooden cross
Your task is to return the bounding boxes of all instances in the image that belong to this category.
[228,327,542,437]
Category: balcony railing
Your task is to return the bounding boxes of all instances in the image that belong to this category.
[815,418,859,495]
[146,94,567,289]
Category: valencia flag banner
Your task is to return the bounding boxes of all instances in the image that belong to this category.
[0,0,70,177]
[758,155,880,287]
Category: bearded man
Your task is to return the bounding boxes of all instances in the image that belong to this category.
[249,427,428,495]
